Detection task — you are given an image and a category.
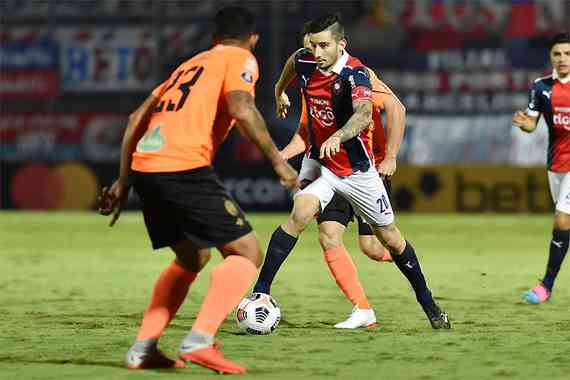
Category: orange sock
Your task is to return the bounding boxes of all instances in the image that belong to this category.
[324,245,371,309]
[136,260,197,341]
[192,255,257,336]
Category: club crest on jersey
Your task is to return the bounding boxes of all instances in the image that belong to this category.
[241,71,254,83]
[332,80,342,95]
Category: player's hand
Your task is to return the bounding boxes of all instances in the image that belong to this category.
[98,179,129,227]
[273,160,300,190]
[377,158,396,178]
[279,149,290,161]
[275,92,291,119]
[320,135,341,159]
[512,110,535,131]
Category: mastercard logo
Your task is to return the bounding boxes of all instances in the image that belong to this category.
[10,162,99,209]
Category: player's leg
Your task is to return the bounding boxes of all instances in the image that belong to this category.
[317,196,376,328]
[126,241,208,369]
[161,168,258,374]
[356,216,392,262]
[524,171,570,304]
[125,171,207,369]
[179,232,262,374]
[370,222,449,329]
[357,175,393,261]
[331,166,450,329]
[253,174,331,294]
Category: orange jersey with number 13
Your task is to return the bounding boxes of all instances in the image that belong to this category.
[131,45,259,173]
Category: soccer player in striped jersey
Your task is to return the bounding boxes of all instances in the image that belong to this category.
[254,13,450,330]
[254,29,401,329]
[514,32,570,304]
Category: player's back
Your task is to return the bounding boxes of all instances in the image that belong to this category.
[132,45,258,173]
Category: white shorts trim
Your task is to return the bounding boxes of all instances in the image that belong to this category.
[295,165,394,226]
[298,155,321,183]
[548,171,570,214]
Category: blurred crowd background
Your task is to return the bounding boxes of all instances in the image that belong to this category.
[1,0,568,212]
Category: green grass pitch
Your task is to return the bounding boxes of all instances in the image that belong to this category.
[1,211,569,380]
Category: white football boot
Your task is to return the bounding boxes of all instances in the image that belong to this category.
[334,306,377,329]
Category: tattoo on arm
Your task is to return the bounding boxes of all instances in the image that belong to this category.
[333,100,373,143]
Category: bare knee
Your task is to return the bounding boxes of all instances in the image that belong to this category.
[283,195,319,236]
[358,236,384,261]
[218,232,263,268]
[171,240,211,272]
[372,223,406,255]
[554,211,570,230]
[318,222,345,251]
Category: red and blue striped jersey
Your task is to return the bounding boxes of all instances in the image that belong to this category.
[294,48,374,176]
[527,72,570,172]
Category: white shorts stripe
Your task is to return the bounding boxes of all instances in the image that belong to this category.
[295,158,394,226]
[548,171,570,214]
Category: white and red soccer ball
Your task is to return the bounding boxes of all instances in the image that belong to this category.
[235,292,281,335]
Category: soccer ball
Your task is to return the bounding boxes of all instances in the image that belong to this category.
[235,292,281,335]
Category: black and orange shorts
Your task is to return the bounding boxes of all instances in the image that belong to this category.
[131,166,252,249]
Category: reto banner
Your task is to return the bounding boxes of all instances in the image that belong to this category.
[58,27,157,92]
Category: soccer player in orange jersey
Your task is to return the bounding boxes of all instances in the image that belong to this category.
[99,7,298,374]
[253,26,406,328]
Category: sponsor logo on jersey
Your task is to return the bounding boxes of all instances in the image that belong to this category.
[308,97,335,128]
[553,112,570,129]
[137,125,165,152]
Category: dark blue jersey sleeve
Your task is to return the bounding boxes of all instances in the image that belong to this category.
[346,66,373,102]
[527,79,545,117]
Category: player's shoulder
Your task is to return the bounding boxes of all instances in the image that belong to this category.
[533,74,554,87]
[364,66,379,80]
[341,56,368,76]
[212,45,257,65]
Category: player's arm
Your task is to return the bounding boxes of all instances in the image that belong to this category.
[280,132,307,160]
[99,94,159,226]
[274,52,297,119]
[281,96,309,159]
[512,110,539,133]
[513,80,542,133]
[320,99,373,159]
[228,90,299,189]
[377,90,406,177]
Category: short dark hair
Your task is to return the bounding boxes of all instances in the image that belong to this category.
[301,21,312,36]
[308,12,344,40]
[549,32,570,51]
[214,6,256,41]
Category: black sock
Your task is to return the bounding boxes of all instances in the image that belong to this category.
[542,229,570,291]
[392,241,435,309]
[253,226,298,294]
